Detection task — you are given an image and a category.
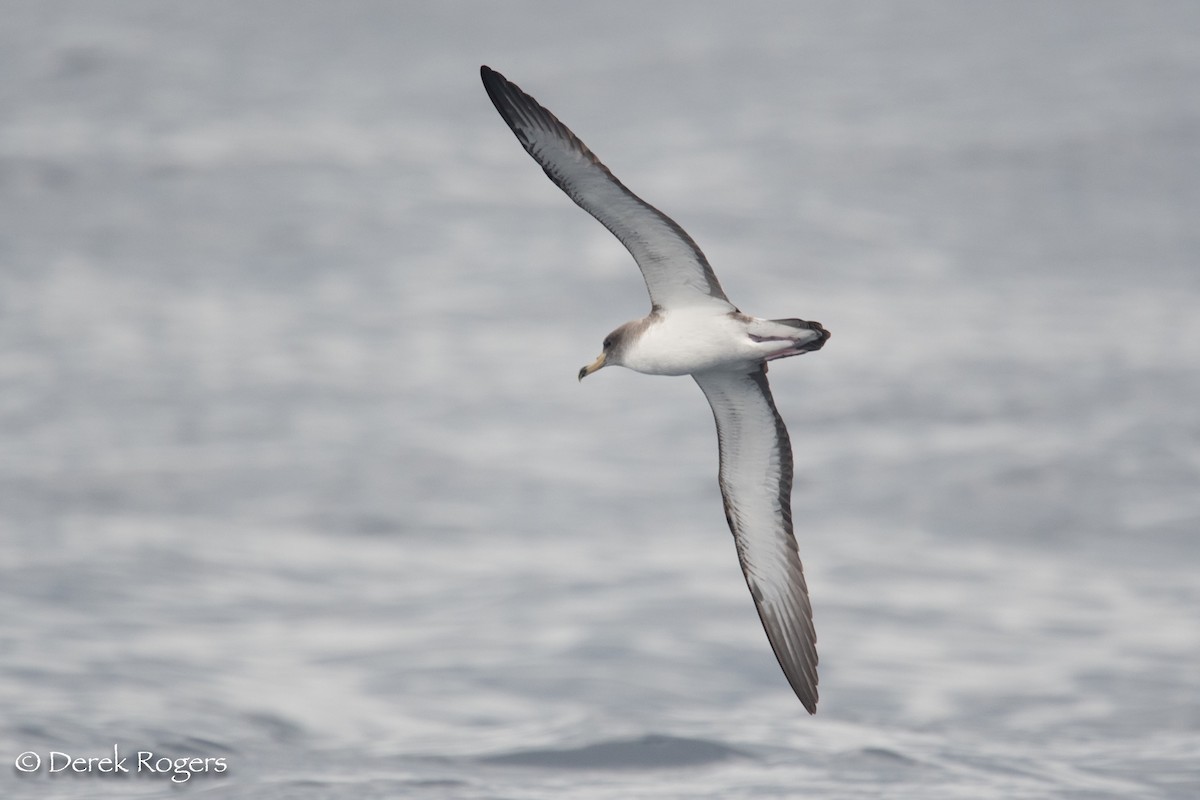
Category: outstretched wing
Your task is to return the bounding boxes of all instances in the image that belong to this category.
[481,66,734,312]
[693,367,819,713]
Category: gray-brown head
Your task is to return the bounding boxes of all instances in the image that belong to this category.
[577,320,640,381]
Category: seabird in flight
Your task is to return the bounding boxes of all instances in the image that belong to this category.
[481,66,829,713]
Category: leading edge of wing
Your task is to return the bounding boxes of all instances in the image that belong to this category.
[693,367,819,713]
[480,66,733,311]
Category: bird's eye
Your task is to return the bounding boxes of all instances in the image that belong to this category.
[603,337,613,349]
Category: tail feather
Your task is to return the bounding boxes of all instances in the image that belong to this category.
[746,317,830,359]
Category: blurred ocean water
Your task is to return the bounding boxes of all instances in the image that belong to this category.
[1,2,1198,798]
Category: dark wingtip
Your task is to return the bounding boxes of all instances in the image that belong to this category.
[479,65,520,128]
[480,65,502,92]
[480,65,509,100]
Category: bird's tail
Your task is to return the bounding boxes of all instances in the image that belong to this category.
[747,317,830,360]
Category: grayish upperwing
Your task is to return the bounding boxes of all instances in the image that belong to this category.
[481,66,735,312]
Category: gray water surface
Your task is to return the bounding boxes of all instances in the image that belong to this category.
[3,2,1199,798]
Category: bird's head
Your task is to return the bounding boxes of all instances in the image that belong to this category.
[578,322,635,381]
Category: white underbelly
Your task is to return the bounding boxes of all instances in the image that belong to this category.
[622,312,762,376]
